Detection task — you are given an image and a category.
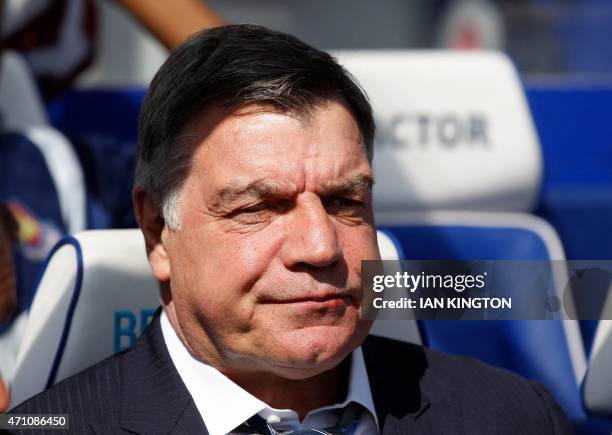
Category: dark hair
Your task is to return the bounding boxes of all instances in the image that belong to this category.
[135,24,375,229]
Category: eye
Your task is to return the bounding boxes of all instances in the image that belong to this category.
[240,203,267,214]
[229,200,290,224]
[325,197,365,213]
[333,197,362,206]
[231,203,271,221]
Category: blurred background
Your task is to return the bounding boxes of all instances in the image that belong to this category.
[61,0,612,259]
[1,0,612,432]
[80,0,612,84]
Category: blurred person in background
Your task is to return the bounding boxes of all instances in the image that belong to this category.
[1,0,224,99]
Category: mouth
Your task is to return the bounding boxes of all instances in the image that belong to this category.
[261,293,356,310]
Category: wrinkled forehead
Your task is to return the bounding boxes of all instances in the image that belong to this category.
[182,96,369,159]
[183,99,372,198]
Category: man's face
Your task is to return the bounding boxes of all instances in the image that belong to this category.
[157,98,379,379]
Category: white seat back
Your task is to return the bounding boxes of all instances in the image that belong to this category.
[333,50,542,215]
[10,230,158,407]
[369,230,421,345]
[0,51,49,128]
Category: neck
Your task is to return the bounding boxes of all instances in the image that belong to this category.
[227,356,351,421]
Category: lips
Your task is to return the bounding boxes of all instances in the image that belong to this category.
[259,290,356,305]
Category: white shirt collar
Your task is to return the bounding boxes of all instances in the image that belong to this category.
[160,310,378,435]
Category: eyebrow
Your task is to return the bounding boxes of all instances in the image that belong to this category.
[323,174,374,197]
[211,174,374,209]
[212,180,291,208]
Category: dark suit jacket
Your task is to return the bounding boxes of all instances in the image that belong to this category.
[9,314,572,434]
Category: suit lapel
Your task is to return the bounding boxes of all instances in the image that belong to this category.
[362,336,464,435]
[168,400,208,435]
[116,317,464,434]
[118,310,208,434]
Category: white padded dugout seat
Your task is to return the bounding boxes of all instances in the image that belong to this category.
[369,230,421,345]
[9,229,416,408]
[9,230,158,408]
[0,51,49,128]
[333,50,542,214]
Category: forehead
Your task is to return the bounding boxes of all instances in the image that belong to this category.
[186,100,371,192]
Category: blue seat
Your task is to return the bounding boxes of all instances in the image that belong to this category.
[47,88,144,228]
[379,212,587,421]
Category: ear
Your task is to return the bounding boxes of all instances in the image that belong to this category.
[133,187,171,282]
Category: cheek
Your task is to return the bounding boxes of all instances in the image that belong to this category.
[216,229,284,289]
[170,228,281,308]
[340,226,380,271]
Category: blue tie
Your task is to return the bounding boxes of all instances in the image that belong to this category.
[234,401,361,435]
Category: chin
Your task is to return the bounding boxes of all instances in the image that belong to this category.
[262,322,370,378]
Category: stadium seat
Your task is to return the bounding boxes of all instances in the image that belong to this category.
[369,229,421,345]
[46,88,142,229]
[9,229,415,409]
[0,51,49,129]
[0,50,87,308]
[330,50,588,421]
[332,50,542,214]
[379,211,586,420]
[0,51,88,386]
[9,230,158,408]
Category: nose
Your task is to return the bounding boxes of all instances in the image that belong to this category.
[281,195,341,269]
